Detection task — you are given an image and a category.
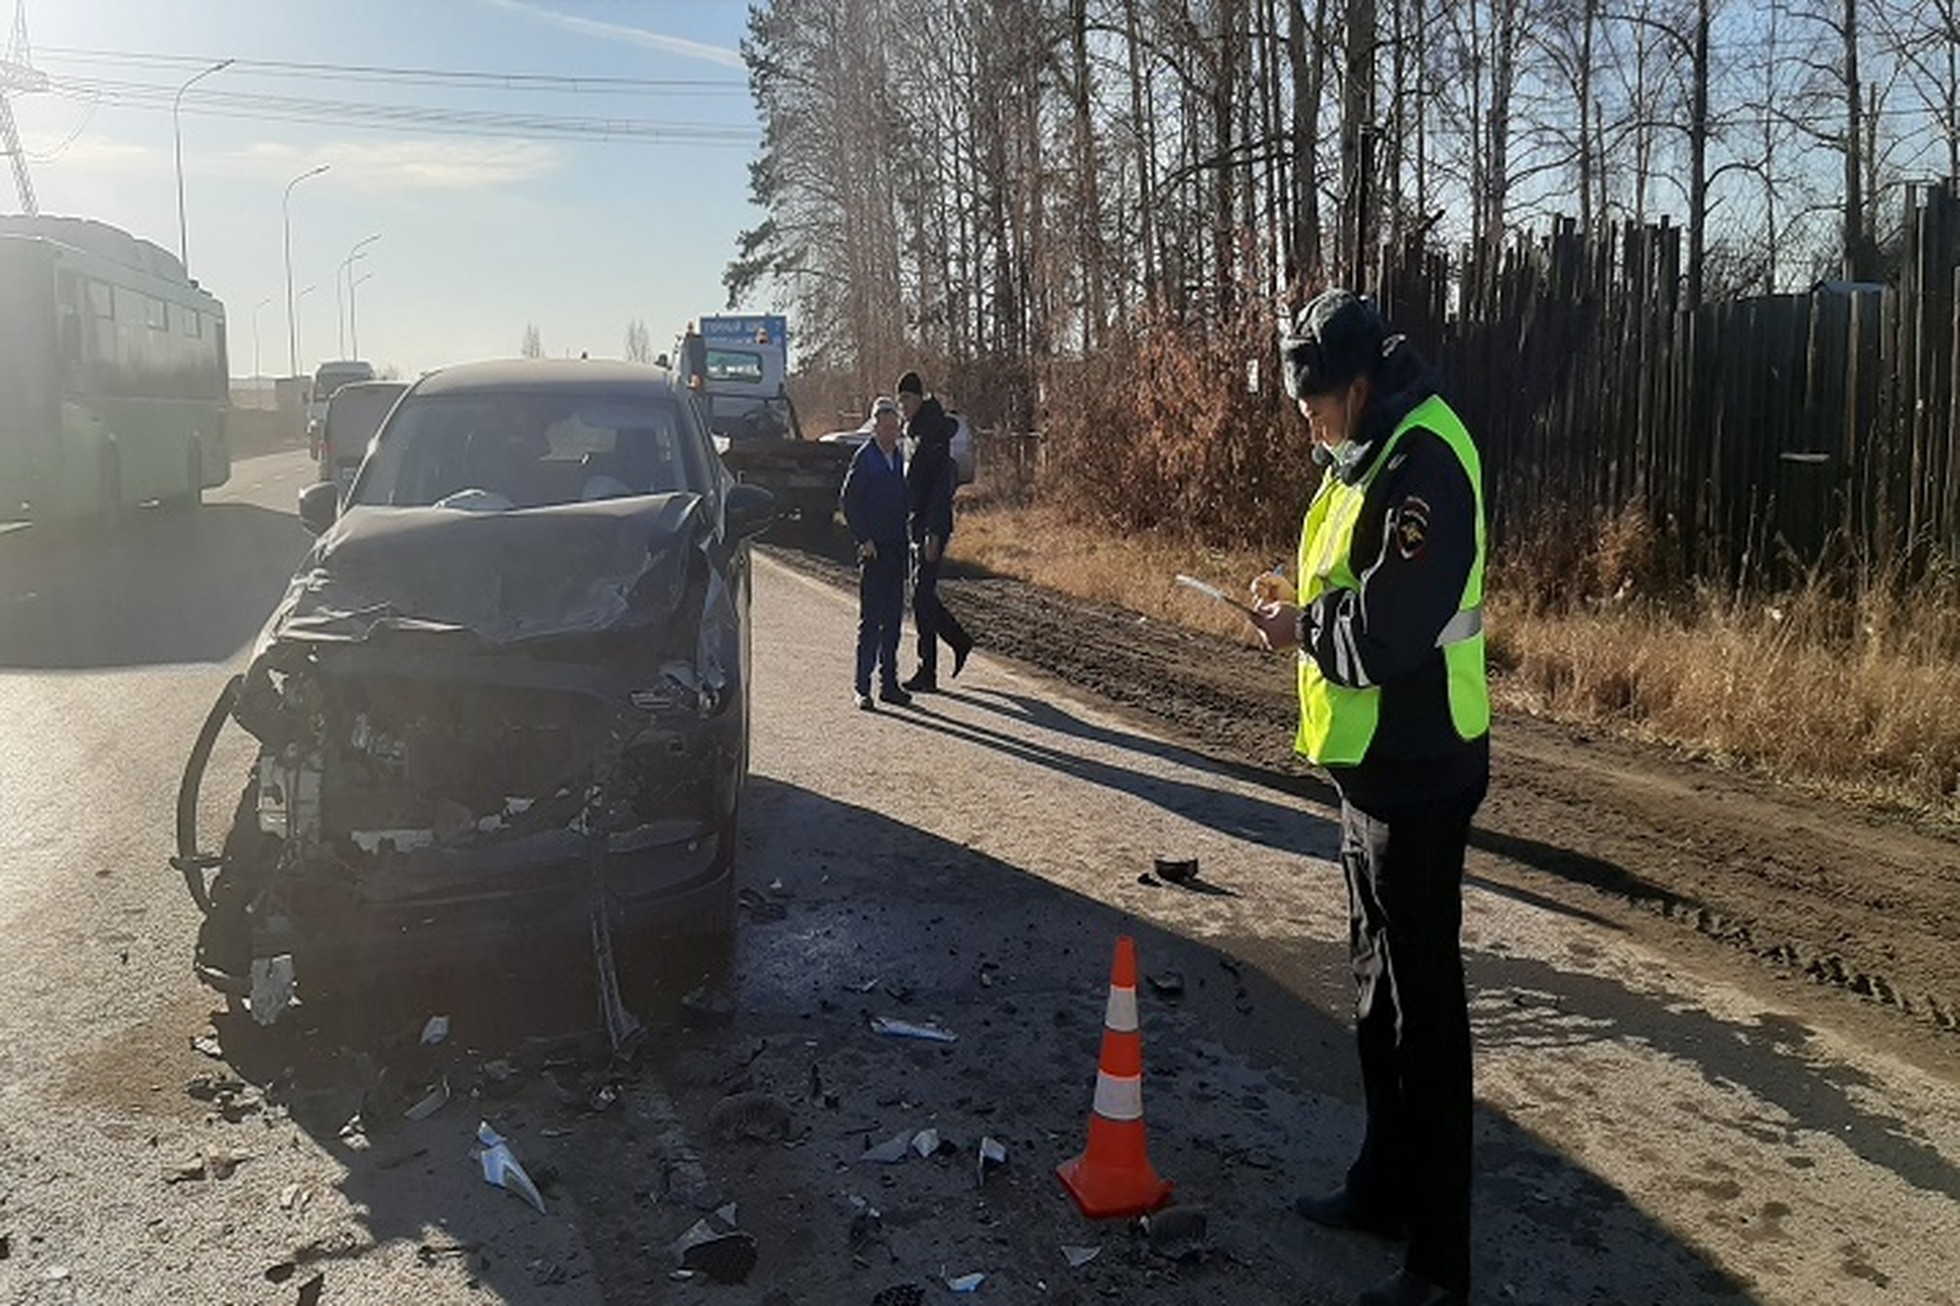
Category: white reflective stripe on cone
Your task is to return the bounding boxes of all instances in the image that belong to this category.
[1093,1072,1144,1122]
[1103,986,1139,1033]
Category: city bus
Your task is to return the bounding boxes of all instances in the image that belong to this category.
[0,215,229,526]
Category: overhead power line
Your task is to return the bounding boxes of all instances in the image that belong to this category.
[37,46,748,96]
[42,71,758,147]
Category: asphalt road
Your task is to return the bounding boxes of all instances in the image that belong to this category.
[0,451,1954,1304]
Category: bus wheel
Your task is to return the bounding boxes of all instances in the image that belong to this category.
[168,446,205,513]
[97,451,123,533]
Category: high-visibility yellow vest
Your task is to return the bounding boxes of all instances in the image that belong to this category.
[1295,394,1489,764]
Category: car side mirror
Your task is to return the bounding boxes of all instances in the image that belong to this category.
[725,482,775,541]
[297,480,340,536]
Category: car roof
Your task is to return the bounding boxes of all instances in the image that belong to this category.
[330,379,408,399]
[410,358,681,398]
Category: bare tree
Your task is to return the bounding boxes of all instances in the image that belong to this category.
[1775,0,1889,281]
[521,323,542,359]
[624,319,652,363]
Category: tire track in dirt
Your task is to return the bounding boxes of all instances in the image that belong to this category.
[765,541,1960,1040]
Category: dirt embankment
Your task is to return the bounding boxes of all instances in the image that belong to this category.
[765,539,1960,1041]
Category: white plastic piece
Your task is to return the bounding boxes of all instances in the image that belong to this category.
[476,1121,546,1214]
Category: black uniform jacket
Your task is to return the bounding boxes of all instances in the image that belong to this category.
[1299,339,1490,811]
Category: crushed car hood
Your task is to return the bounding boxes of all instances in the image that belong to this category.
[260,494,710,648]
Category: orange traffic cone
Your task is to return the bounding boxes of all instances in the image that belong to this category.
[1057,934,1173,1218]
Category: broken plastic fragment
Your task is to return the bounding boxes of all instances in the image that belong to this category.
[1153,855,1198,884]
[421,1015,450,1045]
[946,1271,985,1292]
[476,1121,546,1214]
[976,1135,1007,1188]
[403,1078,450,1121]
[860,1132,912,1164]
[671,1215,756,1284]
[911,1128,939,1158]
[1062,1244,1101,1269]
[248,955,296,1027]
[869,1016,957,1043]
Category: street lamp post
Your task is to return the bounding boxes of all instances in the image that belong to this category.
[172,57,232,277]
[349,270,375,360]
[336,233,379,358]
[251,294,272,380]
[282,163,330,378]
[295,284,318,375]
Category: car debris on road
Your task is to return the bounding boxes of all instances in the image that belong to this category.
[474,1120,546,1214]
[868,1015,957,1043]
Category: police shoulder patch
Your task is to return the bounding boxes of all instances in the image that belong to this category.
[1393,495,1431,559]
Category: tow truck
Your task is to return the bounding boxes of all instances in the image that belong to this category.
[678,315,849,535]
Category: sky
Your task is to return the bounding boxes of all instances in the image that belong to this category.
[5,0,764,378]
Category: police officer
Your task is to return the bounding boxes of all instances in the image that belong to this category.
[1247,289,1489,1306]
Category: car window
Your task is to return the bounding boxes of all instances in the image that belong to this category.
[326,387,406,458]
[352,392,709,509]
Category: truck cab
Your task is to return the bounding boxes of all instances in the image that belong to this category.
[680,315,848,534]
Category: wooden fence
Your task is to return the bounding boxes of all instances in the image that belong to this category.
[1372,183,1960,584]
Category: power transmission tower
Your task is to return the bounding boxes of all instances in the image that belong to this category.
[0,0,47,214]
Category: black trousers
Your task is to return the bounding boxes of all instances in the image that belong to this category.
[911,550,972,676]
[854,547,906,694]
[1339,777,1486,1298]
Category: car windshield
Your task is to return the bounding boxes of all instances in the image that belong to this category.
[351,391,709,509]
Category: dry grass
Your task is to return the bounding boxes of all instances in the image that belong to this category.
[952,499,1960,824]
[952,498,1282,645]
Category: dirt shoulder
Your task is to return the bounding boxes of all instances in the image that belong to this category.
[765,539,1960,1049]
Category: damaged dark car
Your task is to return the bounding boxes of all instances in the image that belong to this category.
[175,360,774,1025]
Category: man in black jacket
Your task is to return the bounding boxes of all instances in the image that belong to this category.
[838,395,913,709]
[897,369,974,692]
[1248,290,1490,1306]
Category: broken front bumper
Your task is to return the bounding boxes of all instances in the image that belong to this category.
[179,631,743,993]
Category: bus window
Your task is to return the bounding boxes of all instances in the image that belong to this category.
[58,305,81,365]
[55,272,82,367]
[88,280,112,320]
[146,296,168,332]
[181,307,200,338]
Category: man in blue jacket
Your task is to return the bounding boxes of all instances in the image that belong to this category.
[839,396,913,709]
[897,370,974,691]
